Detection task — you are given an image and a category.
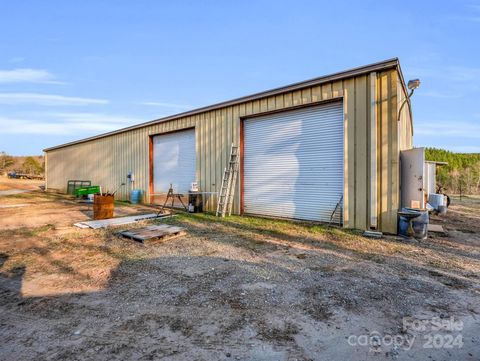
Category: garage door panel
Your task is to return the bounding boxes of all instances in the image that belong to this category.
[243,102,344,222]
[153,129,196,194]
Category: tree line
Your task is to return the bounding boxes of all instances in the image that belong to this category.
[0,152,44,176]
[425,147,480,195]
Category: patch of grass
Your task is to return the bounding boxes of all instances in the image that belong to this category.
[0,254,34,274]
[0,221,156,279]
[172,212,349,241]
[0,224,55,238]
[172,212,480,276]
[34,224,56,233]
[168,213,407,260]
[49,259,77,275]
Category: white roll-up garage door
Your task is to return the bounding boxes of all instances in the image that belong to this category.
[243,102,344,222]
[153,129,196,194]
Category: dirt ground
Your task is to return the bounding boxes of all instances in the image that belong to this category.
[0,178,479,360]
[0,177,44,191]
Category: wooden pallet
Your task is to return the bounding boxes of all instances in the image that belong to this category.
[119,224,185,243]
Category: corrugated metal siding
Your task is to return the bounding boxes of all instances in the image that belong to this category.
[377,70,399,233]
[46,68,404,233]
[243,102,344,222]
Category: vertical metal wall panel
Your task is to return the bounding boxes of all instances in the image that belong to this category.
[243,102,344,222]
[369,72,378,229]
[343,78,355,228]
[376,69,400,234]
[152,129,196,194]
[354,75,368,229]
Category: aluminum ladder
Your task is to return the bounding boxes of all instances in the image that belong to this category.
[216,144,239,217]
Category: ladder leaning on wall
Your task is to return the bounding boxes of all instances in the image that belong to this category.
[216,144,240,217]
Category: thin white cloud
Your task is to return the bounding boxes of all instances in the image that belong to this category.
[0,93,108,106]
[0,68,63,84]
[0,112,141,135]
[138,101,191,109]
[415,121,480,139]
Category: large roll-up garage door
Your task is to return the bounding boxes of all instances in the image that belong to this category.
[243,102,344,222]
[153,129,196,194]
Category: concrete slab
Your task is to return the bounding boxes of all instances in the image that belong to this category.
[74,213,164,229]
[0,189,31,196]
[0,203,29,209]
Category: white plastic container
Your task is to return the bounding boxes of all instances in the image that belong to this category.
[428,193,445,210]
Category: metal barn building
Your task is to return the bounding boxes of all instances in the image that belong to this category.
[44,58,413,234]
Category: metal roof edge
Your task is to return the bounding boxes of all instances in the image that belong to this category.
[44,58,400,152]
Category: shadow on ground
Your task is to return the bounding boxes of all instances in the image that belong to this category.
[1,197,480,360]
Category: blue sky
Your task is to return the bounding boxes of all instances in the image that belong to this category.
[1,0,479,155]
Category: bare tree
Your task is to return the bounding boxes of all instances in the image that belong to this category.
[0,151,14,171]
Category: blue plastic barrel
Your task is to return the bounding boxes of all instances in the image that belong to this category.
[130,189,143,204]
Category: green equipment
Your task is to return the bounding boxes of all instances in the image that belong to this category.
[74,186,101,197]
[67,180,91,195]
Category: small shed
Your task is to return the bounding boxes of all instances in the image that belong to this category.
[424,161,448,197]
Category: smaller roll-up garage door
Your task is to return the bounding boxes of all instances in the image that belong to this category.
[243,102,344,222]
[153,129,196,194]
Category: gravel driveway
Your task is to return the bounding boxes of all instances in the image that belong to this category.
[1,188,479,360]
